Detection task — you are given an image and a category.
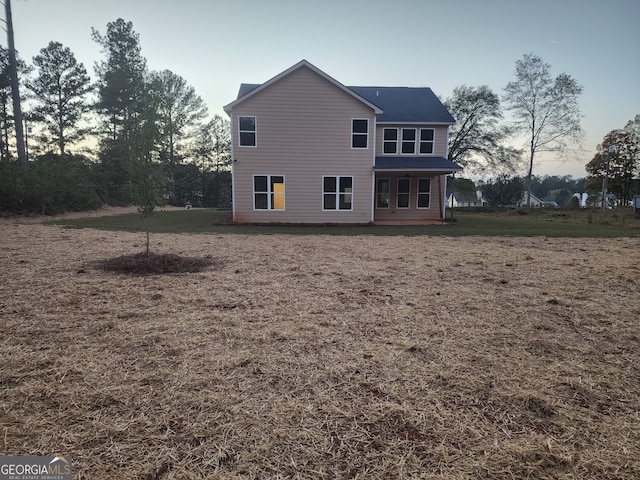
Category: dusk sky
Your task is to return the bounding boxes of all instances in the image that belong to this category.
[6,0,640,178]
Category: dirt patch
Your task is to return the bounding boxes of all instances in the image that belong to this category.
[91,252,220,275]
[0,219,638,479]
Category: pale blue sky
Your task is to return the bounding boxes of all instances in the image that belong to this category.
[7,0,640,178]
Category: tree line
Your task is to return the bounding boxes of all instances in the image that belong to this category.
[1,19,638,215]
[0,18,231,214]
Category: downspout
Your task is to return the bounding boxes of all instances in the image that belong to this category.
[228,112,237,222]
[370,112,377,223]
[445,125,451,160]
[449,172,455,222]
[442,125,452,221]
[438,174,445,222]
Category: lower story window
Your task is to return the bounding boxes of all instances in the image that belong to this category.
[397,178,410,208]
[376,178,390,208]
[418,178,431,208]
[323,176,353,210]
[254,175,284,210]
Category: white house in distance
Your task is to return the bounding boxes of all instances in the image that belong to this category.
[223,60,462,224]
[448,191,487,208]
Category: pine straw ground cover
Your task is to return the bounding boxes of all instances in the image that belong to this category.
[0,219,639,479]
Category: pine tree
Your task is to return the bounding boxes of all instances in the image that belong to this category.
[92,18,148,204]
[26,41,92,156]
[149,69,208,203]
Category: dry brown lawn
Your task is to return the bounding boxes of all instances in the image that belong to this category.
[1,216,639,479]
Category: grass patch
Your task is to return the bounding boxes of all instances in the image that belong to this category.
[50,207,640,237]
[52,208,231,234]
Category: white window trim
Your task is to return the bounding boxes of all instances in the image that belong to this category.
[253,174,285,211]
[322,175,354,211]
[417,177,431,209]
[351,118,369,149]
[397,178,411,209]
[382,128,398,155]
[419,128,435,155]
[376,178,390,209]
[401,128,416,155]
[238,115,257,148]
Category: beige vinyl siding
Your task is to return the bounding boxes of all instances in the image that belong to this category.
[231,66,375,224]
[375,124,449,157]
[374,174,446,222]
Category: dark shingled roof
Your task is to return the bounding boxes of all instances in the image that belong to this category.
[375,157,462,172]
[349,86,454,124]
[236,83,454,124]
[237,83,261,98]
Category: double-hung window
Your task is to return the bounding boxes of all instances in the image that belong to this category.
[383,129,398,154]
[420,129,434,154]
[417,178,431,208]
[351,119,368,148]
[376,178,390,208]
[401,128,416,154]
[239,116,256,147]
[253,175,284,210]
[397,178,411,208]
[323,176,353,210]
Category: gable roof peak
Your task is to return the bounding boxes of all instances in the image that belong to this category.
[224,59,383,115]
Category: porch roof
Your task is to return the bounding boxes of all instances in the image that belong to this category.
[374,157,463,172]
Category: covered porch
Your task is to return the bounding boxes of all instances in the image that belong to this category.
[373,157,463,223]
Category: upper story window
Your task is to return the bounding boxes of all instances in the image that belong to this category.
[401,128,416,154]
[239,116,256,147]
[351,119,368,148]
[420,129,434,154]
[383,129,397,154]
[387,127,436,155]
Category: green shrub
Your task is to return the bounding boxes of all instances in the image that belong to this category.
[0,154,102,215]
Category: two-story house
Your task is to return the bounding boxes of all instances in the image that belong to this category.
[223,60,462,224]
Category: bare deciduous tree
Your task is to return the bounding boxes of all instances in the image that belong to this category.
[503,53,583,207]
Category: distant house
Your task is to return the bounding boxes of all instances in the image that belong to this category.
[518,192,543,208]
[540,197,560,208]
[448,191,486,208]
[593,193,615,209]
[223,60,462,224]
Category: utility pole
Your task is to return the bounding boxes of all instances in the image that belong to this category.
[5,0,27,166]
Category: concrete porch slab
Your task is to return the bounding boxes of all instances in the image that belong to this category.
[374,219,448,226]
